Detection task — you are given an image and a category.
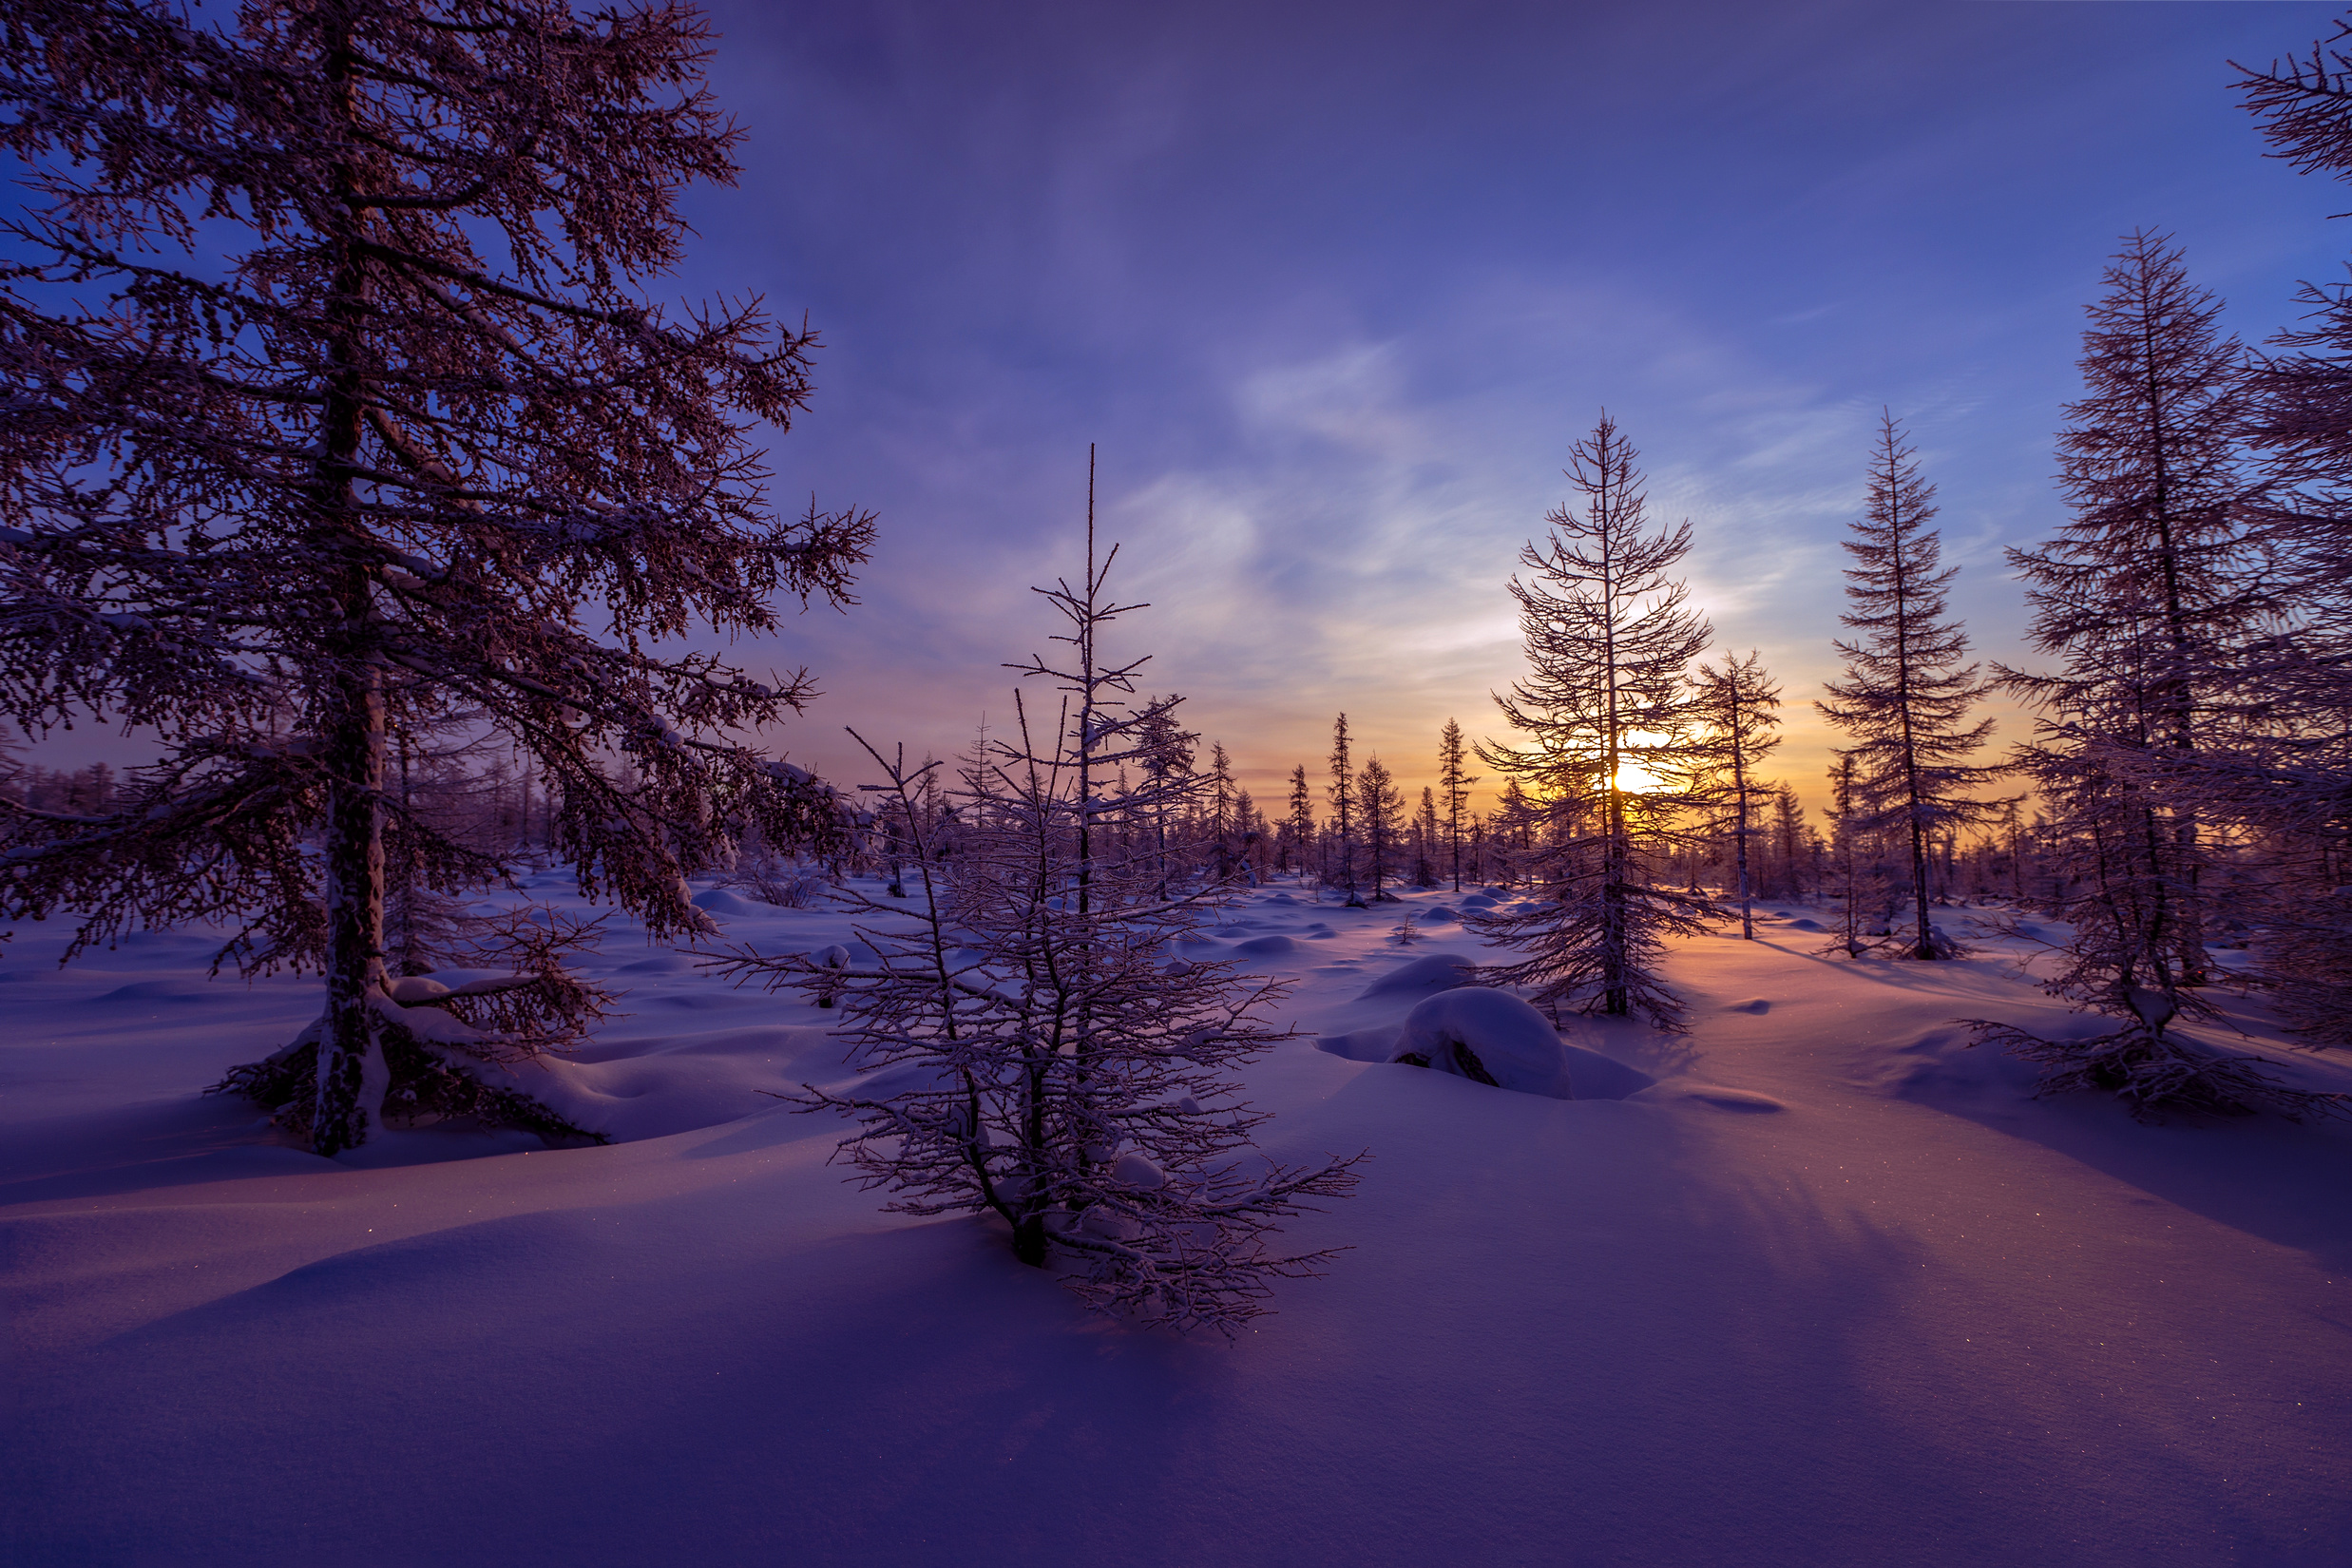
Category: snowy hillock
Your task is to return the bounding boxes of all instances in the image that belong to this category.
[7,882,2352,1564]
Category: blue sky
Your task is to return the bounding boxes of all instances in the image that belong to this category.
[672,0,2352,813]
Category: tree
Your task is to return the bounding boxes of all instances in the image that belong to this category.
[1357,754,1403,901]
[1437,717,1479,891]
[2222,34,2352,1047]
[1817,412,1999,961]
[1326,713,1362,906]
[1691,650,1782,939]
[713,505,1361,1334]
[2008,232,2253,970]
[1978,234,2270,1105]
[1469,413,1714,1027]
[0,0,870,1154]
[1769,786,1809,901]
[1412,786,1442,889]
[1281,763,1315,879]
[1825,756,1872,958]
[1206,740,1236,880]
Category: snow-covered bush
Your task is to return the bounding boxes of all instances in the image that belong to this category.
[1389,986,1654,1100]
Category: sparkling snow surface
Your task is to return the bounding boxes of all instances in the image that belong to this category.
[5,879,2350,1566]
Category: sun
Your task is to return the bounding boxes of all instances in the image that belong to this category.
[1611,759,1667,794]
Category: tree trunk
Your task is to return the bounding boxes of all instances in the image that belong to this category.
[314,655,390,1157]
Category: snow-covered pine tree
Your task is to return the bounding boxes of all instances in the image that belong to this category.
[1825,756,1873,958]
[1326,714,1363,906]
[1413,786,1442,889]
[1357,754,1403,901]
[2219,37,2352,1046]
[0,0,870,1154]
[1768,786,1807,901]
[1975,234,2285,1107]
[1132,700,1195,897]
[1691,650,1783,939]
[1281,763,1315,879]
[1468,413,1714,1027]
[712,493,1361,1334]
[1437,717,1479,892]
[1816,412,2000,961]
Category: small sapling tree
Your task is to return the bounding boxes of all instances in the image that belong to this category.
[711,468,1360,1334]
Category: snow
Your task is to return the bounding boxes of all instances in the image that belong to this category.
[7,882,2352,1565]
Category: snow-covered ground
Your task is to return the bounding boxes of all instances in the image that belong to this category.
[5,878,2350,1566]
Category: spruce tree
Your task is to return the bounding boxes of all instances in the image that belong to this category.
[0,0,870,1154]
[1470,413,1714,1027]
[1817,412,1998,961]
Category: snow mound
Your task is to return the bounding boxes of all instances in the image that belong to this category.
[1780,917,1824,931]
[1390,987,1656,1100]
[1355,952,1477,998]
[1314,1025,1403,1063]
[688,889,765,918]
[1725,998,1771,1014]
[501,1026,846,1142]
[1233,934,1304,957]
[1631,1080,1787,1113]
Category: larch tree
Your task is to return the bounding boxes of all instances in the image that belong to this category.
[1817,412,1998,961]
[1357,754,1403,902]
[711,501,1362,1335]
[1982,234,2276,1108]
[1691,650,1783,939]
[2228,31,2352,1048]
[1326,713,1361,906]
[0,0,870,1154]
[1282,762,1314,879]
[1413,785,1441,889]
[1468,413,1714,1028]
[1438,717,1478,891]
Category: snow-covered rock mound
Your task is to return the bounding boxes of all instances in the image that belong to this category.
[1388,987,1656,1100]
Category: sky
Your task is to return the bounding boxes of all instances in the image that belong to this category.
[29,0,2352,819]
[645,0,2352,817]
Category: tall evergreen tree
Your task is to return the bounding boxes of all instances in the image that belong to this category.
[1282,763,1315,878]
[2225,34,2352,1047]
[1469,413,1713,1027]
[1326,713,1362,907]
[1817,412,1998,961]
[1691,650,1783,939]
[1991,234,2260,1099]
[1413,786,1442,889]
[0,0,870,1154]
[1357,754,1403,902]
[1437,717,1479,892]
